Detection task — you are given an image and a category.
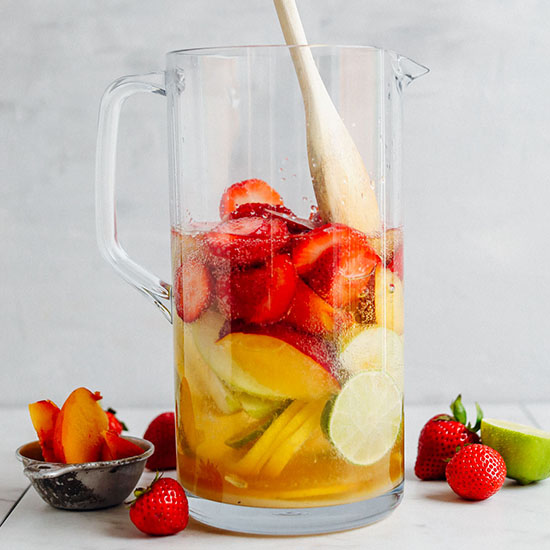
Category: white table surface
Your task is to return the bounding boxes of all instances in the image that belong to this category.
[2,403,549,549]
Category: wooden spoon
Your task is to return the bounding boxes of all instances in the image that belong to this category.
[273,0,381,235]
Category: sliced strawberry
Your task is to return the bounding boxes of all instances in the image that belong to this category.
[216,254,297,324]
[219,179,283,219]
[229,203,315,234]
[292,224,358,275]
[292,224,380,308]
[205,217,290,267]
[388,244,403,279]
[306,245,379,309]
[224,321,339,381]
[285,278,354,336]
[173,259,213,322]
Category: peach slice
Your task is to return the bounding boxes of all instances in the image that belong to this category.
[28,400,60,462]
[217,330,339,400]
[101,430,144,461]
[53,388,109,464]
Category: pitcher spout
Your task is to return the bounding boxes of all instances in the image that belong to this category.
[392,54,429,88]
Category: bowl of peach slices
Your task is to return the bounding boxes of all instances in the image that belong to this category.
[16,387,154,510]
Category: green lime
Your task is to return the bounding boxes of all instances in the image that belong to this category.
[321,371,402,466]
[339,326,404,392]
[481,418,550,484]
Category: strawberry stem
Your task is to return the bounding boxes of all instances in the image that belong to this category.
[126,472,163,507]
[471,402,483,432]
[450,394,467,425]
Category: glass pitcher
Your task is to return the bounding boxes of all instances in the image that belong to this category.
[96,45,427,535]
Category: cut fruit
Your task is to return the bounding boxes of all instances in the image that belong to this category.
[305,245,378,308]
[177,376,198,454]
[53,388,109,464]
[205,216,290,267]
[321,371,402,466]
[237,392,288,420]
[28,400,60,462]
[388,244,403,279]
[101,431,144,461]
[480,418,550,484]
[228,202,314,233]
[225,406,287,449]
[171,229,205,269]
[293,224,380,308]
[262,400,324,477]
[374,266,404,335]
[219,179,283,219]
[190,310,297,399]
[216,254,297,324]
[217,330,339,400]
[173,259,213,322]
[236,400,319,476]
[226,322,338,377]
[339,326,404,392]
[365,227,403,266]
[285,278,354,336]
[180,322,242,415]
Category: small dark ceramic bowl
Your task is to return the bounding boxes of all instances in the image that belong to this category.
[16,437,154,510]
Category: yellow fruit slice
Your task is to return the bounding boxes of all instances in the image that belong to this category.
[235,401,304,476]
[218,333,339,400]
[262,401,324,477]
[177,376,197,453]
[375,266,403,335]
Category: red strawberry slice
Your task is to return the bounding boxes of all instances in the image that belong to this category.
[222,321,339,381]
[293,224,380,308]
[216,254,297,324]
[388,244,403,279]
[229,202,315,234]
[173,259,213,322]
[285,278,354,336]
[292,224,355,275]
[219,179,283,219]
[205,216,290,267]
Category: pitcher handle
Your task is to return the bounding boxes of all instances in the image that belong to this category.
[95,72,172,323]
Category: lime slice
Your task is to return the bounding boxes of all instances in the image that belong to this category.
[481,418,550,484]
[339,326,404,391]
[321,371,402,465]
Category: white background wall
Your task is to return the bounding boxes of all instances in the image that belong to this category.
[2,0,550,408]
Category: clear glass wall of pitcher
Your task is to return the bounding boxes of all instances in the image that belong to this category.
[96,45,427,535]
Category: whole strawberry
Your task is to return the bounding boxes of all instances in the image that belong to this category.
[415,395,482,480]
[446,444,506,500]
[129,476,188,536]
[143,412,176,470]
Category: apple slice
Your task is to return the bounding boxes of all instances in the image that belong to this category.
[179,320,242,415]
[28,400,60,462]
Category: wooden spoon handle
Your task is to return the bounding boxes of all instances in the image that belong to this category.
[273,0,381,235]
